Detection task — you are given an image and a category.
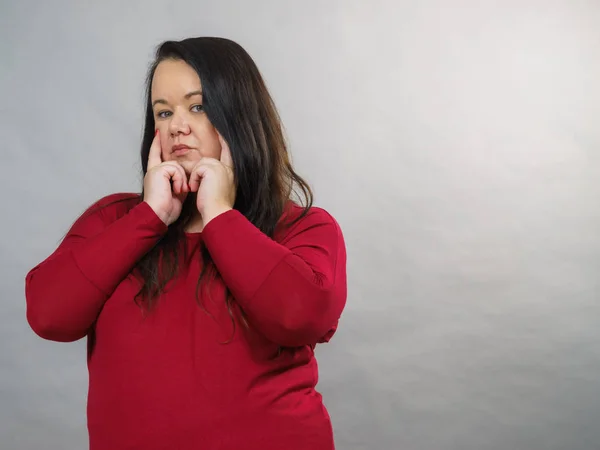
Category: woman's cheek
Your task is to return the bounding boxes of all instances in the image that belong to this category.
[160,128,170,160]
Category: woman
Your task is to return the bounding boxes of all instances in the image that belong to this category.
[25,37,347,450]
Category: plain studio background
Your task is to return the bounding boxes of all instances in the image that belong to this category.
[2,1,600,449]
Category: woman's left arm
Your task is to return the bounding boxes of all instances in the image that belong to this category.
[202,207,347,347]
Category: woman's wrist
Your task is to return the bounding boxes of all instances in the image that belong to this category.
[201,205,233,227]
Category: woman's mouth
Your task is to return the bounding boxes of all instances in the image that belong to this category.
[171,144,191,156]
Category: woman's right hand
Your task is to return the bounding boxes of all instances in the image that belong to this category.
[143,130,189,226]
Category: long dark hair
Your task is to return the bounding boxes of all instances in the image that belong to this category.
[132,37,312,330]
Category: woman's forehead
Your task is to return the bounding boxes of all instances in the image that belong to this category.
[151,59,202,99]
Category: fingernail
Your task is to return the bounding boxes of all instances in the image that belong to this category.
[155,129,159,136]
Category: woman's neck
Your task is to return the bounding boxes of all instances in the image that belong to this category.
[180,194,204,233]
[184,212,204,233]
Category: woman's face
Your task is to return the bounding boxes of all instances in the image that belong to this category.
[150,59,222,175]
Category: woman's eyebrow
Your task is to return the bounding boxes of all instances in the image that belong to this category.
[152,90,203,107]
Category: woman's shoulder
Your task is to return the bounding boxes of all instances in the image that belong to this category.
[284,202,338,224]
[79,192,142,223]
[276,201,343,240]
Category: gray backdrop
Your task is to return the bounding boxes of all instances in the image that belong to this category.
[2,1,600,449]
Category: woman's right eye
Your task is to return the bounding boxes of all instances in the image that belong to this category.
[157,111,172,119]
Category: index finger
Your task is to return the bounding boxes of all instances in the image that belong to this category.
[218,134,233,167]
[148,129,162,169]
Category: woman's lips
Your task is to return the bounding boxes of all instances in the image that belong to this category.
[171,144,191,156]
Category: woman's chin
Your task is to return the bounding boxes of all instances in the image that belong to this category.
[178,159,199,176]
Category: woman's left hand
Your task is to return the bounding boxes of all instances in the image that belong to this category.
[189,134,236,225]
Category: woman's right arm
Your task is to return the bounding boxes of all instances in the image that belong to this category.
[27,131,188,342]
[25,195,168,342]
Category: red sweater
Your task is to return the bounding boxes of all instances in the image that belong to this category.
[25,193,347,450]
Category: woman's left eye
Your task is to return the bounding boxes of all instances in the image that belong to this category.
[191,104,204,113]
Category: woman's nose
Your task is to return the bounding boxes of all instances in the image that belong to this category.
[169,110,190,135]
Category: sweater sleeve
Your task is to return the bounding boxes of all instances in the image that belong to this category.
[201,207,347,347]
[25,194,168,342]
